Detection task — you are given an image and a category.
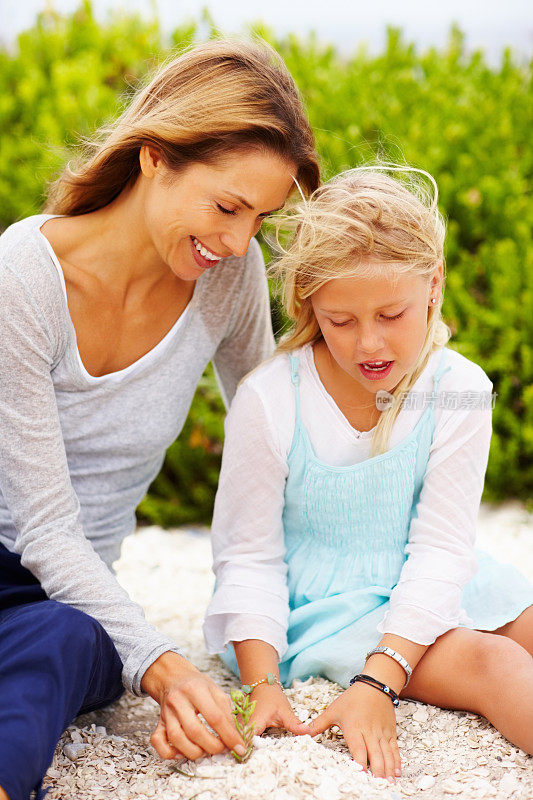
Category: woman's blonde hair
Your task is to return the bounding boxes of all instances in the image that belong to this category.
[46,38,320,215]
[273,166,450,455]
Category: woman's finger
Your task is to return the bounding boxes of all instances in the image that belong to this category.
[177,697,226,756]
[150,718,182,760]
[342,727,368,772]
[196,686,247,754]
[163,708,206,762]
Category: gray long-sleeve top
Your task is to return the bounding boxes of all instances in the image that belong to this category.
[0,215,274,695]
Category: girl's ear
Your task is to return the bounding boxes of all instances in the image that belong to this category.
[429,260,444,303]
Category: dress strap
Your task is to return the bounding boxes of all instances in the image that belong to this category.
[430,349,451,403]
[288,355,303,424]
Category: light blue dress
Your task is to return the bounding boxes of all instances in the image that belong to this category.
[222,350,533,688]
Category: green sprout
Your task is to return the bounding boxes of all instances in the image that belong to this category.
[230,689,256,763]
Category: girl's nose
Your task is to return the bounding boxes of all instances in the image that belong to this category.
[357,324,384,354]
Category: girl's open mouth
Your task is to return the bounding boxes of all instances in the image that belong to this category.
[358,360,394,380]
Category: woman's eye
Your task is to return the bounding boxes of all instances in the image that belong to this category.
[330,320,351,328]
[217,204,236,215]
[382,311,406,322]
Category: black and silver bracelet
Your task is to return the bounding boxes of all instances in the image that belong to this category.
[349,673,400,707]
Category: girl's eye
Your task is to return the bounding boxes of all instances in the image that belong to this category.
[330,320,351,328]
[217,204,236,215]
[382,311,406,322]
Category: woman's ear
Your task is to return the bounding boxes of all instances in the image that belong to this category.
[139,144,164,178]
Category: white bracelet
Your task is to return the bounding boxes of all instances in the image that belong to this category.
[365,646,413,687]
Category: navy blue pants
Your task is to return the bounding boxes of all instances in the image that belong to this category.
[0,543,124,800]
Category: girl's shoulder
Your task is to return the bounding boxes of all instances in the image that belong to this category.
[426,347,493,394]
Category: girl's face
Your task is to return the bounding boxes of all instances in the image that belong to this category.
[310,266,443,397]
[140,147,296,280]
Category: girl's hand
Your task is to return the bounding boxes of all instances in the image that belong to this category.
[141,651,247,761]
[308,681,401,781]
[250,683,312,736]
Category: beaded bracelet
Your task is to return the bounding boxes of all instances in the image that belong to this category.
[365,646,412,688]
[349,673,400,707]
[241,672,283,695]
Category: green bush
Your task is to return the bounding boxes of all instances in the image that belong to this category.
[1,4,531,521]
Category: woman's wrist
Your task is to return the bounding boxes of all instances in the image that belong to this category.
[141,651,199,702]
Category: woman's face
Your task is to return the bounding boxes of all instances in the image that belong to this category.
[140,147,296,280]
[310,266,442,399]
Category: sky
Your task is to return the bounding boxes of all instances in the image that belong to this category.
[1,0,532,61]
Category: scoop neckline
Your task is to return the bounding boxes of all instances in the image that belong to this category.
[37,216,200,384]
[302,344,376,441]
[292,344,443,473]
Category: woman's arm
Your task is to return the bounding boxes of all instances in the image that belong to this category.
[211,238,275,407]
[0,263,182,694]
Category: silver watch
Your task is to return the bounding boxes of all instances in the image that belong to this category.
[365,646,413,687]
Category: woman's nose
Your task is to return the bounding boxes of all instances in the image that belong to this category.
[220,218,260,258]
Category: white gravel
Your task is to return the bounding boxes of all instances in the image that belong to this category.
[43,501,533,799]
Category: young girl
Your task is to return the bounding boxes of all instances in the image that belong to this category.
[203,168,533,781]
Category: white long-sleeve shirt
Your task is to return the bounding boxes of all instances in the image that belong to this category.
[203,344,493,659]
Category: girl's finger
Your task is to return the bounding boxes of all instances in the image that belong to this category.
[364,733,386,779]
[176,697,226,756]
[280,709,313,735]
[307,709,332,736]
[342,727,368,772]
[380,737,397,781]
[391,736,402,777]
[150,718,182,760]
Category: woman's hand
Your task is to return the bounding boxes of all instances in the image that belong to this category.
[141,651,247,761]
[308,682,401,781]
[249,684,312,736]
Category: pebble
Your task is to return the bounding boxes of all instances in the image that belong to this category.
[442,778,463,794]
[415,775,436,790]
[499,773,521,795]
[412,708,429,723]
[63,742,88,762]
[95,726,107,735]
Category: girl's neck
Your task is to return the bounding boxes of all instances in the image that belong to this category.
[312,340,383,432]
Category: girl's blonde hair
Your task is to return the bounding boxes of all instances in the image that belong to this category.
[46,38,320,215]
[274,166,450,455]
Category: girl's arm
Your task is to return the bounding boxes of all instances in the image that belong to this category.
[203,376,292,661]
[310,358,493,780]
[0,263,244,759]
[204,368,310,734]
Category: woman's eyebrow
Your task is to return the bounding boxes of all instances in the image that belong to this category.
[224,192,284,214]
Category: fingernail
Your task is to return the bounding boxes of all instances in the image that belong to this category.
[234,745,246,756]
[395,768,401,776]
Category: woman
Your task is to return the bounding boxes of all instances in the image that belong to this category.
[0,39,319,800]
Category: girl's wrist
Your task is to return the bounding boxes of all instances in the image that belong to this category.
[363,654,406,695]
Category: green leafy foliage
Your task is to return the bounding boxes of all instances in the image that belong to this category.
[1,3,531,515]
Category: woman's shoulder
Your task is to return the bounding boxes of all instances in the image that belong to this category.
[202,236,265,296]
[0,215,67,338]
[1,215,61,291]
